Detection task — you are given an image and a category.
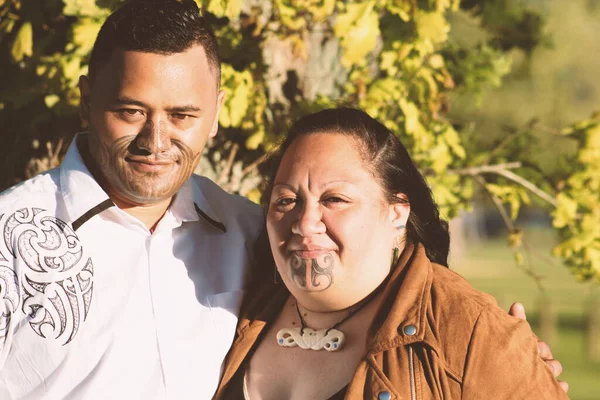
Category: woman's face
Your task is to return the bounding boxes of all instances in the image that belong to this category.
[266,133,409,311]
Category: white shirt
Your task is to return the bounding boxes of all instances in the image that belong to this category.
[0,135,263,399]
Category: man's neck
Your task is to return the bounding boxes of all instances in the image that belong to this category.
[110,195,172,233]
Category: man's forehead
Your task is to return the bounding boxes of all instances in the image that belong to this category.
[91,44,218,86]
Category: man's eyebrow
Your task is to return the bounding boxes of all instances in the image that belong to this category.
[166,105,202,113]
[114,96,148,108]
[113,97,202,113]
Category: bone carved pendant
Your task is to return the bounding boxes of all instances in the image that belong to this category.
[276,327,345,352]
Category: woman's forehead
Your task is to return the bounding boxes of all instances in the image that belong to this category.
[274,133,375,187]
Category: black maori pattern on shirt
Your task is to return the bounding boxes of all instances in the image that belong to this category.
[0,208,94,350]
[0,230,19,355]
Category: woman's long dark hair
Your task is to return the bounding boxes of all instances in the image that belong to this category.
[260,107,450,267]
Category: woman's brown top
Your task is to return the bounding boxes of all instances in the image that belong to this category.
[214,244,568,399]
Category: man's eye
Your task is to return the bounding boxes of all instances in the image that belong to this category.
[172,113,191,120]
[118,109,144,118]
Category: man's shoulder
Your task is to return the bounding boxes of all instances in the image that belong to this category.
[0,168,61,212]
[191,174,263,218]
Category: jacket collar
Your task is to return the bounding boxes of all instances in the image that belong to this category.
[367,243,434,353]
[60,133,225,232]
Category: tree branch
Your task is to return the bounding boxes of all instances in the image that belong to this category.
[473,175,545,289]
[216,143,239,186]
[451,161,557,208]
[450,161,522,175]
[493,169,557,207]
[473,175,515,232]
[240,151,270,178]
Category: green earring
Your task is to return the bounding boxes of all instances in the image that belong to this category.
[391,224,405,265]
[392,246,400,266]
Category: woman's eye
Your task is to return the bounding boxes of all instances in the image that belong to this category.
[323,196,347,204]
[274,198,296,207]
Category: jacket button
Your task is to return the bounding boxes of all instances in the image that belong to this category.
[378,391,391,400]
[403,324,417,336]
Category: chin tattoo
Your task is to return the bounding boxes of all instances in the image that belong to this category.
[87,132,200,203]
[290,253,334,291]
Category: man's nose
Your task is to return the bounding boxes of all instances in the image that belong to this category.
[291,201,326,237]
[136,117,171,154]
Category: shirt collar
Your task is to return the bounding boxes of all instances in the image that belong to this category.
[60,133,114,229]
[167,178,226,233]
[60,133,226,233]
[189,177,227,232]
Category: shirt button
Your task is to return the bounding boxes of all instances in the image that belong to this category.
[403,324,417,336]
[378,391,391,400]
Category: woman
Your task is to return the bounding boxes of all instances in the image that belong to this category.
[214,108,568,399]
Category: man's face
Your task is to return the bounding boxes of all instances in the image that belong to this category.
[79,45,223,206]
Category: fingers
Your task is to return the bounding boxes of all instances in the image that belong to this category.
[538,340,554,360]
[509,302,567,393]
[559,380,569,393]
[509,302,527,320]
[545,358,562,377]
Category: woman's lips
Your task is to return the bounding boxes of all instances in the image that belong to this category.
[290,249,332,258]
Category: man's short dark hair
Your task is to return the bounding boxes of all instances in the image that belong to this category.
[88,0,220,86]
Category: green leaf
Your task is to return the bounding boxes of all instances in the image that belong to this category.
[399,99,426,136]
[334,1,374,36]
[206,0,243,20]
[11,22,33,63]
[72,18,103,56]
[275,0,306,30]
[442,125,466,159]
[334,1,380,67]
[44,94,60,109]
[220,65,252,128]
[63,0,105,16]
[415,11,449,44]
[306,0,336,22]
[552,193,578,228]
[245,129,264,150]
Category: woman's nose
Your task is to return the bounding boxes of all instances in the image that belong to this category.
[291,202,326,237]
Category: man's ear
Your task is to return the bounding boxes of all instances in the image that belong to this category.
[209,89,226,139]
[78,75,91,128]
[389,193,410,229]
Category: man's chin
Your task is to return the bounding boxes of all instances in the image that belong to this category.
[111,182,180,206]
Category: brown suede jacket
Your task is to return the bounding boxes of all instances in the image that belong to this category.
[214,244,569,399]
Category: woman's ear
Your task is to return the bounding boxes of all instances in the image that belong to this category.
[389,193,410,229]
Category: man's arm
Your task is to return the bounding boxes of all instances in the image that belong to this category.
[508,302,569,394]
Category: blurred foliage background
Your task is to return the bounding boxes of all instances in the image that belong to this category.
[3,0,598,282]
[1,0,599,396]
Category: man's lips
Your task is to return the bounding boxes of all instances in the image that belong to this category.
[126,157,175,172]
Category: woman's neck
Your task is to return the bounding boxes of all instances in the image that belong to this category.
[293,288,385,331]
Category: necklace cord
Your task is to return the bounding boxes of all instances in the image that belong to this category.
[294,271,391,335]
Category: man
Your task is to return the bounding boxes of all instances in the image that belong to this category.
[0,1,261,398]
[0,0,565,399]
